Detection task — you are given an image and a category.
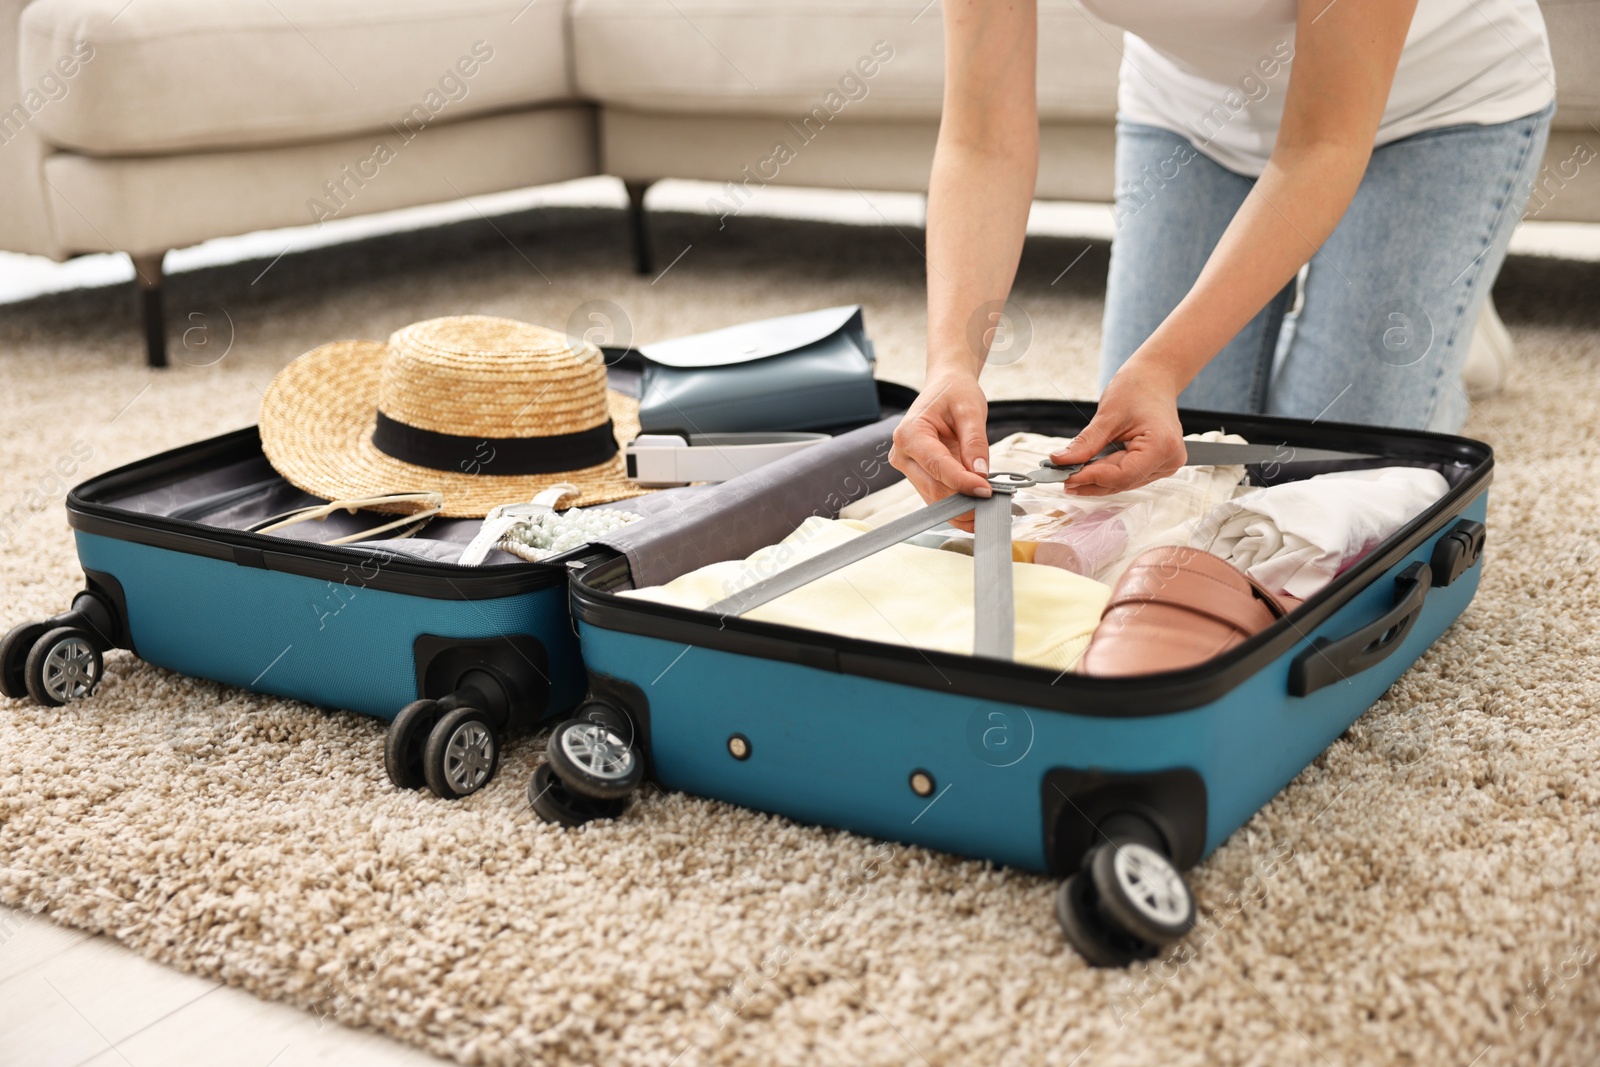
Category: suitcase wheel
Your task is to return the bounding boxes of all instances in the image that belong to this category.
[384,698,445,791]
[22,626,104,708]
[1089,841,1196,942]
[544,713,643,802]
[422,705,502,799]
[1055,869,1161,969]
[1,620,51,700]
[527,762,628,828]
[571,699,636,746]
[1057,840,1195,967]
[4,591,121,705]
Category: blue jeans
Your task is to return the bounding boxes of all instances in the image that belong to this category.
[1100,104,1553,431]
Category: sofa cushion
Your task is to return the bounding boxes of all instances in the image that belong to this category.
[571,0,1121,124]
[18,0,574,155]
[598,108,1117,202]
[43,107,597,256]
[573,0,1598,131]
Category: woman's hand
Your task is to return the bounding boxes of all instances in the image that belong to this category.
[1051,360,1187,495]
[891,371,994,505]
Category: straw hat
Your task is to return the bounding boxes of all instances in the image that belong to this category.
[259,315,648,517]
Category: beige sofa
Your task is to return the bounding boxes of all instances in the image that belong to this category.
[3,0,1596,366]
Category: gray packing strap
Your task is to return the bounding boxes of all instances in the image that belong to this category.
[709,491,976,617]
[707,487,1018,661]
[971,491,1015,660]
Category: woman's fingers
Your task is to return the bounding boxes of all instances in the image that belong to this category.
[893,421,992,500]
[1051,415,1136,493]
[889,373,994,508]
[1049,416,1118,467]
[1061,437,1185,494]
[1059,452,1146,494]
[958,422,991,477]
[893,453,945,505]
[894,453,979,527]
[922,445,993,498]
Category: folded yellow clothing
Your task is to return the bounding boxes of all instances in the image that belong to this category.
[621,517,1112,671]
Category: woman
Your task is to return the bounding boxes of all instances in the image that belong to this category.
[892,0,1554,503]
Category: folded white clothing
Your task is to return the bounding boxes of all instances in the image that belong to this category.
[839,430,1249,586]
[1190,467,1449,599]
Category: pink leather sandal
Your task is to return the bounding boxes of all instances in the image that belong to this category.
[1080,545,1292,677]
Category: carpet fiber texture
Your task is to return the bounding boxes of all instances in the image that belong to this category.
[2,207,1598,1066]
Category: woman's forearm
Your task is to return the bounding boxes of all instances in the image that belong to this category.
[1123,140,1371,394]
[925,133,1039,382]
[1123,0,1416,395]
[926,0,1039,384]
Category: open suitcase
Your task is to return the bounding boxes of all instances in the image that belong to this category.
[561,399,1491,965]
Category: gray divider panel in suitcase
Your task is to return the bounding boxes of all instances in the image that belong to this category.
[592,416,904,590]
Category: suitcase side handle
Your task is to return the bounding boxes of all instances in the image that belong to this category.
[1289,561,1431,697]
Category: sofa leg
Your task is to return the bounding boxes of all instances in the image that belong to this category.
[624,180,655,276]
[132,252,168,368]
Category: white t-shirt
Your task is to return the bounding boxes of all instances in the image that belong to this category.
[1076,0,1556,176]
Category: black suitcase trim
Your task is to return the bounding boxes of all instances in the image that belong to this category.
[66,428,567,602]
[571,403,1493,718]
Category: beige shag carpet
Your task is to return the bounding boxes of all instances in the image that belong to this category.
[2,206,1599,1067]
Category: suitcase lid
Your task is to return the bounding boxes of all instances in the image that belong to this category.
[63,378,919,603]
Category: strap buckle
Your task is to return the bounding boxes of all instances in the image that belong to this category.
[624,432,830,487]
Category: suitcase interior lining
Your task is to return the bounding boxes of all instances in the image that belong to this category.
[92,450,707,568]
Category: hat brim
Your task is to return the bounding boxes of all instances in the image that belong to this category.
[260,340,648,518]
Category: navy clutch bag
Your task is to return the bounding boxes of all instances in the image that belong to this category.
[635,305,879,434]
